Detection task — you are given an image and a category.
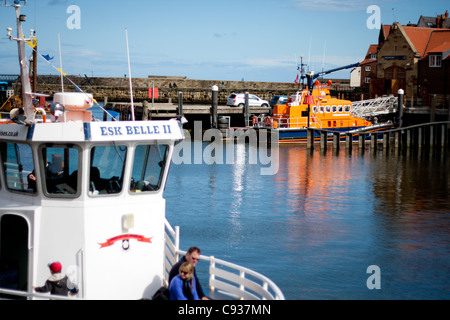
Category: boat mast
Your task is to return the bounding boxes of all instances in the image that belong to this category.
[5,0,35,122]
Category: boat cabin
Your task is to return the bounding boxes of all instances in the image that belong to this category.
[272,85,372,130]
[0,93,184,299]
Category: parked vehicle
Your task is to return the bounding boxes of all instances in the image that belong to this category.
[226,93,269,108]
[270,95,288,108]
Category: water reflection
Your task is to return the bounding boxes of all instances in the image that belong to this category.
[165,142,450,299]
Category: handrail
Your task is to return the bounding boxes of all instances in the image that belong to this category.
[0,288,76,300]
[164,219,285,300]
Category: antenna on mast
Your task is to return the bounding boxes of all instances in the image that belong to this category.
[4,0,35,122]
[322,41,326,77]
[125,28,135,121]
[58,33,64,93]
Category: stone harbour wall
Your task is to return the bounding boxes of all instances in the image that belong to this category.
[33,75,356,104]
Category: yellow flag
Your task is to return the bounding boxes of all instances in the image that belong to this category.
[56,68,68,76]
[26,38,37,48]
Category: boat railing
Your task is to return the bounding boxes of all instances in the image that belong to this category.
[271,115,322,130]
[0,288,76,300]
[164,219,285,300]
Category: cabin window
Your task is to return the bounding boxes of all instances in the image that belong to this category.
[319,106,324,113]
[40,146,80,197]
[89,145,127,195]
[345,105,351,112]
[332,106,337,113]
[130,144,169,193]
[0,142,36,194]
[338,106,343,112]
[312,106,318,113]
[325,106,331,113]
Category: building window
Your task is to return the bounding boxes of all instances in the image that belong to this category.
[365,77,371,84]
[369,53,376,60]
[429,54,442,67]
[365,66,371,72]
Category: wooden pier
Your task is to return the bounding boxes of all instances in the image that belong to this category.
[307,122,450,154]
[106,101,271,119]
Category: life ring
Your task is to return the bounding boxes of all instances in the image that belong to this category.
[264,116,272,127]
[35,107,46,123]
[252,115,258,125]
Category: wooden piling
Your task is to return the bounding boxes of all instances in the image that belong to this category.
[358,134,365,154]
[320,131,327,151]
[370,134,377,152]
[441,124,446,149]
[395,131,401,150]
[307,128,314,150]
[333,132,340,151]
[345,133,352,151]
[383,132,389,150]
[430,125,434,148]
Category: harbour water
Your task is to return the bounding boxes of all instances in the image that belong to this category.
[164,139,450,300]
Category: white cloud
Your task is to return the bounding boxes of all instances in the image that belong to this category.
[290,0,382,12]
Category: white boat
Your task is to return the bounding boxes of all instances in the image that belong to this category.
[0,1,284,300]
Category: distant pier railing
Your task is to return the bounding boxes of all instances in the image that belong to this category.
[306,122,450,154]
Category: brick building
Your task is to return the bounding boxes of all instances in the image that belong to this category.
[359,11,450,108]
[418,30,450,108]
[359,44,378,91]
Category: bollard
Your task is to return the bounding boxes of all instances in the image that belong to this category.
[211,85,218,129]
[177,92,183,117]
[398,89,404,128]
[244,92,249,127]
[103,96,108,121]
[143,100,150,120]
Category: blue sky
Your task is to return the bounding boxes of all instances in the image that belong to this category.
[0,0,448,82]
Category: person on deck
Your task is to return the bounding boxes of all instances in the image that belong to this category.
[169,262,199,300]
[168,246,209,300]
[33,262,78,297]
